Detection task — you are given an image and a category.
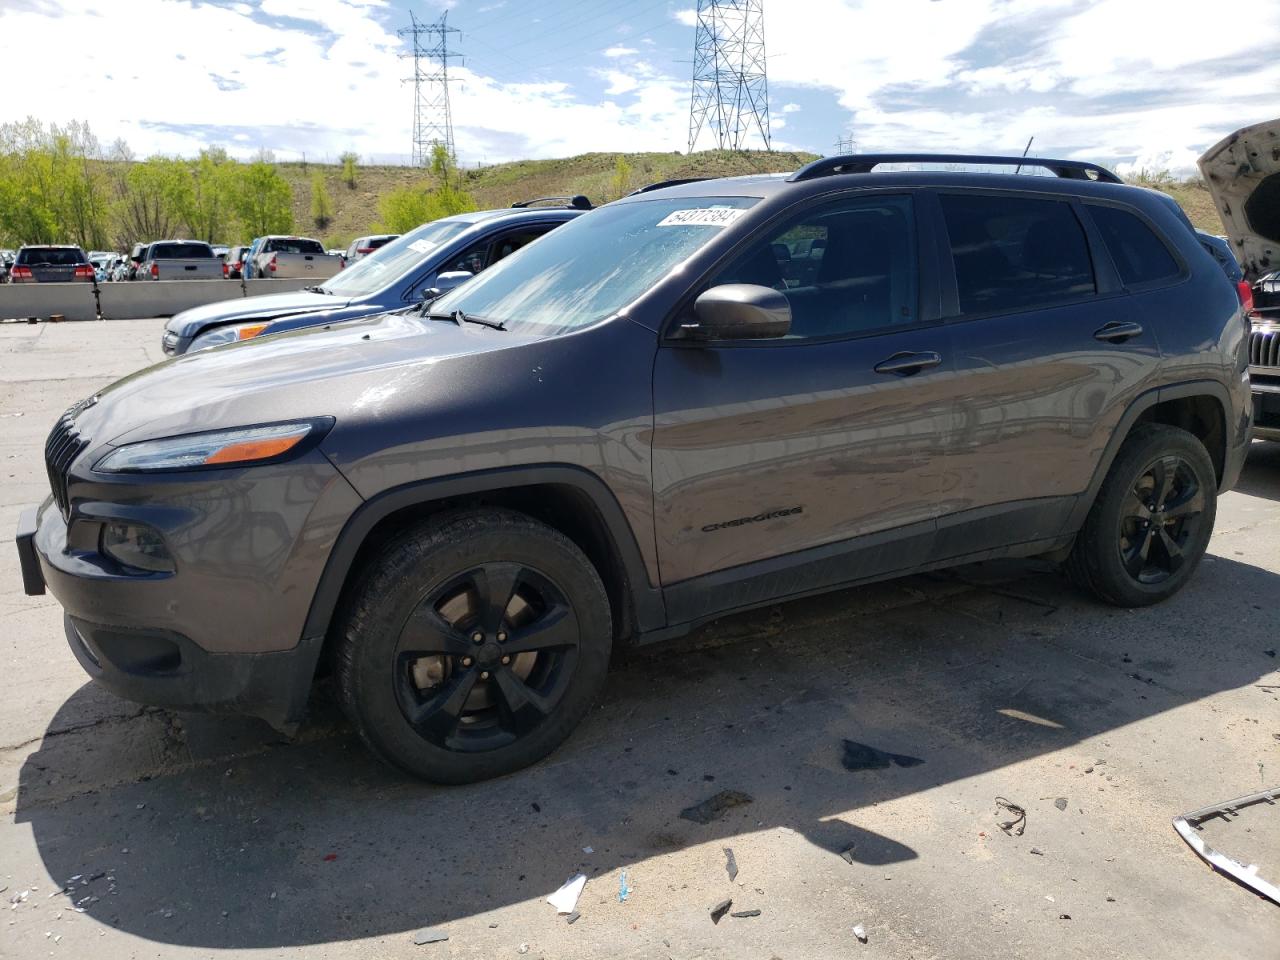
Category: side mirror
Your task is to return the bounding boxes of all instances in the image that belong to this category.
[679,284,791,341]
[435,270,473,292]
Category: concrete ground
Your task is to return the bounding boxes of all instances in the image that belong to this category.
[0,318,1277,960]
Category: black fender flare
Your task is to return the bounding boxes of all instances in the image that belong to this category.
[1064,379,1233,533]
[301,464,666,642]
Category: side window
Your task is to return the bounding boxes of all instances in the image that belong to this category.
[490,227,553,265]
[1088,205,1180,287]
[940,194,1096,315]
[711,196,917,339]
[441,240,488,275]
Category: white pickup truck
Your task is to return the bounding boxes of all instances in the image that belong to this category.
[252,236,343,280]
[136,240,224,280]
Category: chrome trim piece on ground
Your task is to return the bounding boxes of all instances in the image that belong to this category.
[1172,788,1280,905]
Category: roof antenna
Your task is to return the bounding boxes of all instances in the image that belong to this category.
[1014,136,1034,175]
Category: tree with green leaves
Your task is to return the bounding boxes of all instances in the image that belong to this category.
[228,160,293,237]
[183,148,235,244]
[340,151,358,189]
[376,177,477,234]
[610,154,632,200]
[310,171,334,230]
[114,156,193,249]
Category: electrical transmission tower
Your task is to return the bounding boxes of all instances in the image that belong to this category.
[687,0,772,153]
[399,11,462,166]
[834,135,857,154]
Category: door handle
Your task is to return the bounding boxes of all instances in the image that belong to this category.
[1093,320,1144,343]
[874,350,943,376]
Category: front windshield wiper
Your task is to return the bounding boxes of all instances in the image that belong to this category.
[423,309,506,331]
[303,284,329,294]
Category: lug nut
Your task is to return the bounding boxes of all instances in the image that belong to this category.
[462,657,472,667]
[501,656,511,665]
[480,671,490,680]
[471,631,484,644]
[496,631,507,642]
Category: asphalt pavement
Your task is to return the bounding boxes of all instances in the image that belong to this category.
[1,319,1277,959]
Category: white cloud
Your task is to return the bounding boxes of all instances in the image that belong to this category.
[672,8,697,26]
[781,103,802,114]
[603,45,638,58]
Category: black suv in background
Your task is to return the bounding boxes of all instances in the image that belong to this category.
[8,245,94,283]
[17,154,1251,783]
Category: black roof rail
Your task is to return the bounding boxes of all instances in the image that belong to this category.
[627,177,711,196]
[511,195,593,210]
[787,153,1123,185]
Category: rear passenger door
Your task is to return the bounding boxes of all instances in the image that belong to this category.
[932,190,1162,557]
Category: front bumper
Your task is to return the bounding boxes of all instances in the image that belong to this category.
[1251,377,1280,440]
[62,614,321,732]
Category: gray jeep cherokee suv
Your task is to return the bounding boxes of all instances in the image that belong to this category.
[16,153,1252,783]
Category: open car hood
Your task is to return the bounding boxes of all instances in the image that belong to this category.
[1198,117,1280,282]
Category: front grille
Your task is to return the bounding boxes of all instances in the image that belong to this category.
[1250,328,1280,369]
[162,331,178,355]
[44,413,89,519]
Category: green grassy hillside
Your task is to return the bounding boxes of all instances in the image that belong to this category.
[268,150,1222,248]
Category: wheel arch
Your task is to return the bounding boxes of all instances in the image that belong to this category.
[303,465,666,657]
[1066,380,1231,533]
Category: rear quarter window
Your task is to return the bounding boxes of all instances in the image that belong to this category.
[1088,205,1181,287]
[940,194,1096,315]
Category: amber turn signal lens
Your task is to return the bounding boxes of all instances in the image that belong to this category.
[203,434,306,465]
[237,323,269,340]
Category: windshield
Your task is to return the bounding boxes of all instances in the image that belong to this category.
[429,197,759,334]
[326,219,473,296]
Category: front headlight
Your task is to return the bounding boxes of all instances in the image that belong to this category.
[188,321,271,352]
[95,419,332,473]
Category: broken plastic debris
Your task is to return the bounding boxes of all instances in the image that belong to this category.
[1054,798,1068,811]
[853,923,868,943]
[710,899,733,924]
[618,870,631,903]
[679,790,754,825]
[723,847,739,882]
[566,911,581,924]
[730,909,760,918]
[547,874,586,914]
[995,797,1027,836]
[412,927,449,945]
[839,846,856,864]
[582,846,593,855]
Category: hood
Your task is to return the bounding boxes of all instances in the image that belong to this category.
[1198,117,1280,281]
[164,290,352,338]
[77,311,538,448]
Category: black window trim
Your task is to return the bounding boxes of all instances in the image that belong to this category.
[660,186,944,348]
[1079,198,1190,294]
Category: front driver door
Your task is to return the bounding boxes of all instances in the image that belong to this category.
[651,193,955,624]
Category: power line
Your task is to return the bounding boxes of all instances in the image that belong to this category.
[399,11,462,165]
[688,0,772,153]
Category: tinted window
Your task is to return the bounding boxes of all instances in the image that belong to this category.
[150,242,214,260]
[941,194,1095,314]
[17,247,87,266]
[1089,205,1180,286]
[712,196,917,339]
[264,238,325,255]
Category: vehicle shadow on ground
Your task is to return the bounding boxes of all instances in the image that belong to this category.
[14,544,1280,948]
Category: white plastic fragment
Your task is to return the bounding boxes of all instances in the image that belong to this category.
[547,874,587,914]
[853,923,868,943]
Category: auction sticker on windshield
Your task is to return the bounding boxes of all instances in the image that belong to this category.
[408,239,438,254]
[656,207,747,228]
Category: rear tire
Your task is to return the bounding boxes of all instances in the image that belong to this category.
[334,509,612,783]
[1067,424,1216,606]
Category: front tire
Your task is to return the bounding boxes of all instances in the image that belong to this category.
[1067,424,1217,606]
[334,509,612,783]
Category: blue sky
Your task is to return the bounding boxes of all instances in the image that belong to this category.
[4,0,1278,175]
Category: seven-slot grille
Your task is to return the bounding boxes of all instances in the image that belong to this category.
[44,413,89,519]
[1250,328,1280,369]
